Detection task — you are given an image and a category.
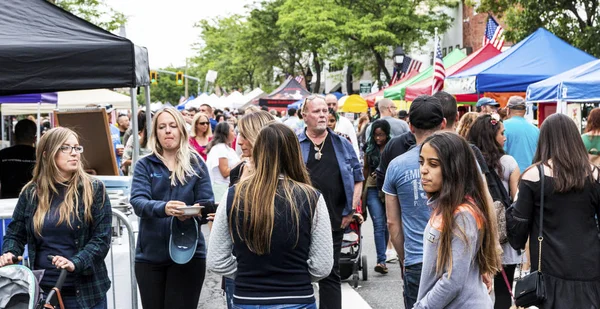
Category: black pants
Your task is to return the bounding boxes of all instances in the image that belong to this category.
[319,230,343,309]
[135,258,206,309]
[494,264,516,309]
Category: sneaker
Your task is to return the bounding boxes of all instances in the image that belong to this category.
[385,249,398,263]
[374,263,389,274]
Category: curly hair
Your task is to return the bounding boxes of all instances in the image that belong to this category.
[456,112,479,139]
[585,108,600,134]
[467,114,505,174]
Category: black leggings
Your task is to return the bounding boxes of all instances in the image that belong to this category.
[135,258,206,309]
[494,264,516,309]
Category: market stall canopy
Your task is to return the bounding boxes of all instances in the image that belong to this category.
[259,78,311,111]
[0,0,149,95]
[527,59,600,103]
[405,44,502,102]
[446,28,596,94]
[0,93,58,115]
[384,49,467,100]
[364,71,419,106]
[1,89,133,115]
[340,95,368,113]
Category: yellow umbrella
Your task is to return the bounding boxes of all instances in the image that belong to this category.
[340,94,368,113]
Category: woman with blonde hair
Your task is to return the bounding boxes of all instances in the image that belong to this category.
[414,131,501,308]
[456,112,479,138]
[189,112,213,161]
[130,107,215,309]
[0,127,112,309]
[208,123,333,309]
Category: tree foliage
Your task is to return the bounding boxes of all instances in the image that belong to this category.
[478,0,600,57]
[49,0,126,32]
[136,68,198,105]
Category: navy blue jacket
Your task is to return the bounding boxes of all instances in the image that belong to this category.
[130,154,215,264]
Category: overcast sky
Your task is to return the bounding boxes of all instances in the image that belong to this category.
[105,0,252,69]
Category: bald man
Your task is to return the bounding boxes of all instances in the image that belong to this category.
[366,98,409,139]
[325,94,360,158]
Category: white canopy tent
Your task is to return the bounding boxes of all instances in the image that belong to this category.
[0,89,132,115]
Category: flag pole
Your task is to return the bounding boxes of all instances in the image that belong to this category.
[432,27,438,94]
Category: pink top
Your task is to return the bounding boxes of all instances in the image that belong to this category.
[189,136,211,161]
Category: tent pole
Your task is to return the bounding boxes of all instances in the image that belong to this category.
[36,103,41,145]
[145,85,152,138]
[130,88,140,170]
[1,114,4,143]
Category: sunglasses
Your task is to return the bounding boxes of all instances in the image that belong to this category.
[197,122,209,125]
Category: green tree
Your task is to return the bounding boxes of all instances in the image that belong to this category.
[137,68,189,105]
[478,0,600,57]
[48,0,126,31]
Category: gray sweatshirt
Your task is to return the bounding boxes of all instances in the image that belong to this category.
[413,210,492,309]
[206,192,333,282]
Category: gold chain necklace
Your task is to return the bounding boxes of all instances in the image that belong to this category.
[308,131,328,161]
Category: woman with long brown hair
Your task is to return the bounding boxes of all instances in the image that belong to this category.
[207,123,333,309]
[508,113,600,308]
[414,131,501,308]
[0,127,112,309]
[582,107,600,165]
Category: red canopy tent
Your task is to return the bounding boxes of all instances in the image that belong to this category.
[364,71,420,106]
[404,44,502,102]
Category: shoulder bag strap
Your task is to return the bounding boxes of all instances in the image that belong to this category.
[537,164,545,273]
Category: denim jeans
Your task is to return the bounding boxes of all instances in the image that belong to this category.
[232,303,317,309]
[366,187,389,264]
[225,277,235,309]
[403,263,422,309]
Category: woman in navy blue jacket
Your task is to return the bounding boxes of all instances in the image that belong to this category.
[130,107,215,309]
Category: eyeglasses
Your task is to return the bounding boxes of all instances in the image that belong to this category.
[197,122,209,125]
[59,145,84,154]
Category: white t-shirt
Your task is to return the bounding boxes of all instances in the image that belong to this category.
[206,143,240,185]
[334,116,360,158]
[499,154,521,265]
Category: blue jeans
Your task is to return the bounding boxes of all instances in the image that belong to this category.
[232,303,316,309]
[403,263,422,309]
[366,187,389,264]
[225,277,235,309]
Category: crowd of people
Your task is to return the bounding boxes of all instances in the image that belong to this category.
[0,91,600,309]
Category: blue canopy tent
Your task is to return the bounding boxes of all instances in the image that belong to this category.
[287,99,305,110]
[446,28,596,94]
[0,93,58,143]
[527,59,600,113]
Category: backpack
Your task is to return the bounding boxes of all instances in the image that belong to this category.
[486,167,512,244]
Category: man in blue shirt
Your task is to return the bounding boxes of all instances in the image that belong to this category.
[383,95,446,309]
[504,96,539,172]
[298,95,363,309]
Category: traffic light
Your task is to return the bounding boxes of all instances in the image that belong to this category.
[150,70,158,85]
[176,71,184,86]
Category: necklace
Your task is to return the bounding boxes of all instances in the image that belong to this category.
[308,131,328,161]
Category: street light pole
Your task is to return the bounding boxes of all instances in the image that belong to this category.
[184,58,189,98]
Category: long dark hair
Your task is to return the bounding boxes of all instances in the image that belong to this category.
[421,132,501,278]
[467,114,504,174]
[137,111,148,148]
[207,122,231,153]
[231,123,316,255]
[365,119,391,171]
[533,113,592,192]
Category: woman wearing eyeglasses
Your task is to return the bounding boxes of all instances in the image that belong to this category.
[189,113,213,161]
[0,127,113,309]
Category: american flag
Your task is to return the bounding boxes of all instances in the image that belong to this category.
[483,16,505,50]
[294,75,304,84]
[432,41,445,93]
[390,57,422,84]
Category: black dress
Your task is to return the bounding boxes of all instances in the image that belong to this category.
[507,174,600,309]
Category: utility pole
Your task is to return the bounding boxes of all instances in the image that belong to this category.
[184,58,189,98]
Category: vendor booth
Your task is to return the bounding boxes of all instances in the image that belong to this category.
[259,78,310,111]
[364,71,419,106]
[527,59,600,130]
[384,49,467,100]
[446,28,596,101]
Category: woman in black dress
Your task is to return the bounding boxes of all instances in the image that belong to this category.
[507,113,600,308]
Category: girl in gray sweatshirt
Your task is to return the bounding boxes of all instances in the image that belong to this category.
[414,132,501,309]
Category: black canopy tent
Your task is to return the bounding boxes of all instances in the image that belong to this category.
[0,0,151,174]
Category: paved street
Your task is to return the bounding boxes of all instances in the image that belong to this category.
[198,217,406,309]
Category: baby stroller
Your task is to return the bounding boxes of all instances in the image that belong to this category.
[339,204,368,288]
[0,255,68,309]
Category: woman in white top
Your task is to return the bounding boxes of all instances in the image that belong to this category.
[467,113,521,309]
[207,122,240,201]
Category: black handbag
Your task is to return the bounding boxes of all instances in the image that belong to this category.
[514,164,546,307]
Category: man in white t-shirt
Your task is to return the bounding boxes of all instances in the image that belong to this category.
[325,94,360,158]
